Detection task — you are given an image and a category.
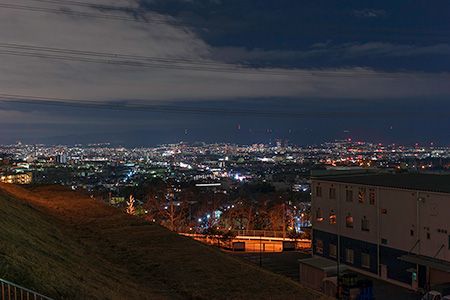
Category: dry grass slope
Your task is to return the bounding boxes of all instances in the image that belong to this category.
[0,184,326,300]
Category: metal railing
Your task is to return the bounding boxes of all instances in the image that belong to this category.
[0,278,53,300]
[234,230,288,238]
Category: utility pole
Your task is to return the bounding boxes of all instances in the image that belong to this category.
[259,234,263,267]
[282,202,286,239]
[336,185,341,300]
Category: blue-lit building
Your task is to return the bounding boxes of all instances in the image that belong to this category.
[311,173,450,290]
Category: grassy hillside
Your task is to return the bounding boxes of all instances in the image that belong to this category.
[0,184,325,299]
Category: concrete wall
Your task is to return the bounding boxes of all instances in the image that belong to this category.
[430,269,450,285]
[299,263,326,291]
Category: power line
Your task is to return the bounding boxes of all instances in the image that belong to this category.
[28,0,136,11]
[0,3,180,25]
[0,48,300,76]
[0,93,448,119]
[0,42,239,67]
[0,93,340,117]
[0,42,441,79]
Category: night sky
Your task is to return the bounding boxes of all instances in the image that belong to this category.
[0,0,449,146]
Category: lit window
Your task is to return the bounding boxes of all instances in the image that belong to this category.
[346,214,354,228]
[361,253,370,268]
[358,188,366,203]
[329,244,337,258]
[316,208,324,222]
[369,189,376,205]
[346,189,353,202]
[361,216,370,232]
[345,248,354,264]
[329,187,336,199]
[329,210,337,224]
[316,186,322,197]
[316,239,324,254]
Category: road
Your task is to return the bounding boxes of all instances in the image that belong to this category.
[229,251,310,281]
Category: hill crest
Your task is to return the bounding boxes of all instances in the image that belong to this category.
[0,184,325,299]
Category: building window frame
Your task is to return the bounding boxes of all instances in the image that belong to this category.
[369,189,376,205]
[316,185,322,197]
[345,189,353,202]
[329,210,337,224]
[346,214,354,228]
[345,248,354,264]
[329,244,337,258]
[329,187,336,199]
[361,216,370,232]
[316,208,324,222]
[316,239,324,254]
[358,187,366,204]
[361,252,371,269]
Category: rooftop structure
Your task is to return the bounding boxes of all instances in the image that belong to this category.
[313,173,450,194]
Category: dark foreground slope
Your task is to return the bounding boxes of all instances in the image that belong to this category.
[0,184,325,300]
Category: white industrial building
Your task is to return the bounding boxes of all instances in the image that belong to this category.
[310,173,450,290]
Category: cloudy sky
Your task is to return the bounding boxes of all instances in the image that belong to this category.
[0,0,449,145]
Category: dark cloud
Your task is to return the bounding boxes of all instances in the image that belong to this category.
[1,0,449,145]
[353,9,387,18]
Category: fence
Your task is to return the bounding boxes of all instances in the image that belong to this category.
[0,278,53,300]
[180,232,312,251]
[234,230,288,238]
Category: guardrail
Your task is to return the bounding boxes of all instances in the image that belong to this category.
[0,278,53,300]
[233,230,288,238]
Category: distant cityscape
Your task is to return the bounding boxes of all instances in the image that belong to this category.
[1,139,448,236]
[1,139,448,187]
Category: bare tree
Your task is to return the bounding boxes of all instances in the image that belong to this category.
[126,195,136,215]
[223,198,254,230]
[268,203,285,231]
[144,187,187,231]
